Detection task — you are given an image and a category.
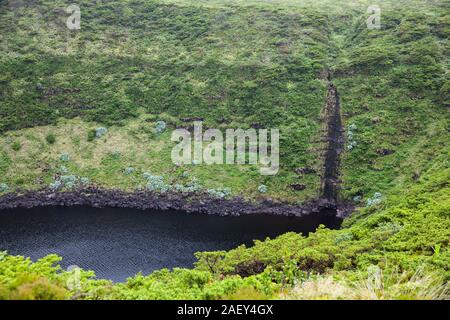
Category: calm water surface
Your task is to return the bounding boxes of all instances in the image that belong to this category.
[0,206,341,282]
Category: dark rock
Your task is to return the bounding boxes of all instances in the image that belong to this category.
[377,148,395,156]
[78,105,95,110]
[250,123,263,129]
[180,117,204,122]
[275,41,290,48]
[318,69,330,81]
[234,260,266,277]
[371,117,381,124]
[0,187,353,218]
[290,184,307,191]
[295,167,316,175]
[43,87,80,96]
[218,117,229,124]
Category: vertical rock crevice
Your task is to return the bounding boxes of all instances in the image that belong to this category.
[321,82,344,203]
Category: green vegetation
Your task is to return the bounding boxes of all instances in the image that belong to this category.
[1,161,448,299]
[0,0,448,299]
[11,141,21,151]
[0,0,447,202]
[0,0,336,201]
[45,133,56,144]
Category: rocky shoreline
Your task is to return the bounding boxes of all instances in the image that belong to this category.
[0,187,353,218]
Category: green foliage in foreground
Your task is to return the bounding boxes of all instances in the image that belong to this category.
[1,162,448,300]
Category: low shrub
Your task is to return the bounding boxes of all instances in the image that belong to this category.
[60,175,78,188]
[110,150,121,159]
[11,141,21,151]
[258,185,268,193]
[154,121,166,135]
[59,153,70,162]
[144,173,171,193]
[207,188,232,199]
[80,177,90,186]
[49,180,62,191]
[95,127,108,139]
[0,183,8,193]
[46,133,56,145]
[87,129,96,142]
[347,123,358,151]
[58,166,68,174]
[367,192,383,206]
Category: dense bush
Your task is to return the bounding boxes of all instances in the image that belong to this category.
[45,133,56,145]
[154,121,167,135]
[87,129,96,142]
[0,183,8,193]
[258,185,268,193]
[207,188,232,199]
[144,173,171,193]
[95,127,108,139]
[11,141,21,151]
[59,153,70,162]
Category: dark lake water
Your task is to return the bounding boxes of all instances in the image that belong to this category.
[0,206,341,282]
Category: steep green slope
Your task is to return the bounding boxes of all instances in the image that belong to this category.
[0,0,337,201]
[331,1,449,203]
[0,0,447,203]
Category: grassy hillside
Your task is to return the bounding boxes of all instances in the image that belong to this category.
[0,0,448,299]
[0,0,340,201]
[0,0,447,203]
